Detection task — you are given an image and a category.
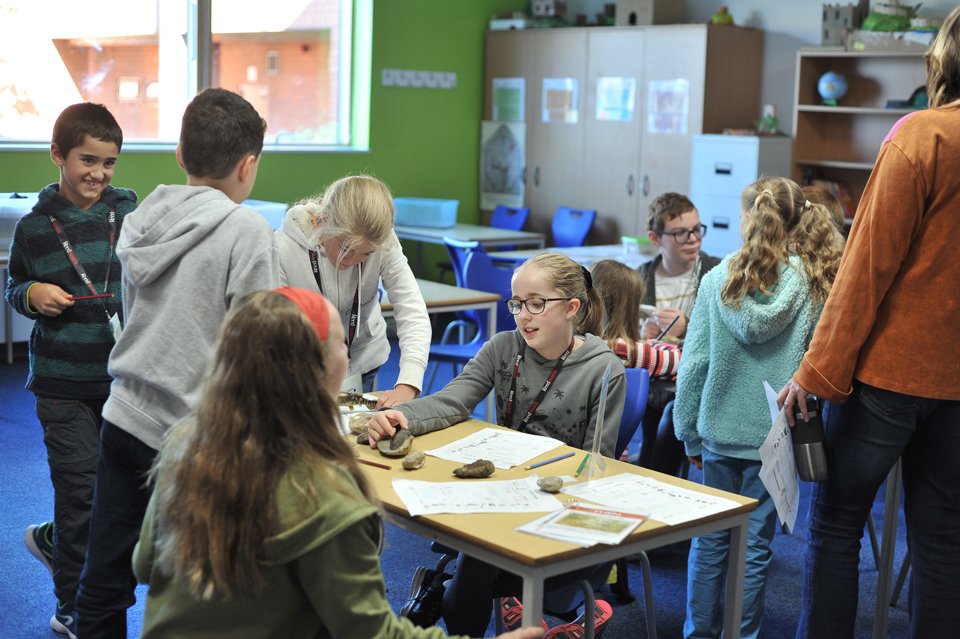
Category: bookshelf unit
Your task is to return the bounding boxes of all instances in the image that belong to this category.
[791,49,926,220]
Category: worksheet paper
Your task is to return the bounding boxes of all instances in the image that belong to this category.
[392,475,564,516]
[758,381,800,534]
[425,428,564,469]
[560,474,740,526]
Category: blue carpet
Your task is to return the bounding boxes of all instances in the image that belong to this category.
[1,336,911,638]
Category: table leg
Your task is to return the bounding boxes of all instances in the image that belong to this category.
[723,512,750,639]
[873,460,902,639]
[521,575,545,630]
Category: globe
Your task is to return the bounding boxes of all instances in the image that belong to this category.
[818,72,848,106]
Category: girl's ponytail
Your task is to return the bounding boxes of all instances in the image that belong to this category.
[577,281,605,337]
[721,177,801,309]
[791,200,845,303]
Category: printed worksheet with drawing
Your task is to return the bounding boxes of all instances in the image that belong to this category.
[758,381,800,533]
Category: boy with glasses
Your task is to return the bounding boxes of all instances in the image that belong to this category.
[636,193,721,477]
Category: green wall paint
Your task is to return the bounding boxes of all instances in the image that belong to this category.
[1,0,525,280]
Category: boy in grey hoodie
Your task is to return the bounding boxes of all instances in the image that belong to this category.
[75,88,280,639]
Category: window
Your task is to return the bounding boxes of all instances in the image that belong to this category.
[0,0,363,149]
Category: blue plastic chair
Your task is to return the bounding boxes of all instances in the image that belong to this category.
[425,251,517,401]
[552,206,597,248]
[616,368,651,459]
[439,237,486,345]
[490,205,530,252]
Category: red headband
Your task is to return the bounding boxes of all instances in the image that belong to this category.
[275,287,330,342]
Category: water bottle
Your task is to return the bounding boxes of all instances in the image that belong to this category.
[791,396,828,482]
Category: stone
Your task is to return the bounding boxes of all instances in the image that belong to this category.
[356,430,369,446]
[402,450,426,470]
[537,476,563,493]
[378,429,413,457]
[349,412,373,433]
[453,459,495,478]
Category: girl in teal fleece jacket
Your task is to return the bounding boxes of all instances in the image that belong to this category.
[673,177,843,639]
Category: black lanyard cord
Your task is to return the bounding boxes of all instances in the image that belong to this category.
[505,338,575,432]
[48,209,116,321]
[308,250,360,352]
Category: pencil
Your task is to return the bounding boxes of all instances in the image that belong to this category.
[654,315,679,342]
[69,294,114,301]
[574,453,591,477]
[524,451,575,471]
[357,458,391,470]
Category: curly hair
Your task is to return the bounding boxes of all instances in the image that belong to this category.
[150,291,374,600]
[925,5,960,109]
[722,177,842,309]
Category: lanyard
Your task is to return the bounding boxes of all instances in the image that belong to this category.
[308,250,359,350]
[48,209,116,320]
[505,338,575,432]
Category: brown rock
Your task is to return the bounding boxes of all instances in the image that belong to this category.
[402,450,426,470]
[378,429,413,457]
[453,459,495,478]
[349,413,373,433]
[537,476,563,493]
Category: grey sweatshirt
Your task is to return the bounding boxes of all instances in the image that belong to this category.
[398,330,626,458]
[103,185,280,450]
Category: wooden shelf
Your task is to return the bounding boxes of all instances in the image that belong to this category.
[791,50,926,218]
[796,105,918,115]
[794,158,875,171]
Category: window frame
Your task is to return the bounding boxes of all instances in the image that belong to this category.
[0,0,370,153]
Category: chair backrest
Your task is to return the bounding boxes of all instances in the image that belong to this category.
[615,368,650,460]
[551,206,597,248]
[463,250,518,335]
[490,205,530,232]
[442,236,484,289]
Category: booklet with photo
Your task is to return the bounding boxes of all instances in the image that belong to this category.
[515,504,649,548]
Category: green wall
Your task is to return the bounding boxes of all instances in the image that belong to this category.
[0,0,525,279]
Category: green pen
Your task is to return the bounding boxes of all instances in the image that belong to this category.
[574,453,590,478]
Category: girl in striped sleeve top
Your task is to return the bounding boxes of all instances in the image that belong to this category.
[590,259,680,380]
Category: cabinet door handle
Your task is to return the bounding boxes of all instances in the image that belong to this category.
[641,175,649,197]
[627,174,634,195]
[533,167,540,187]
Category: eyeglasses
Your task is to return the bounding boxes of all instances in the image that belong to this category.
[505,297,572,315]
[655,224,707,243]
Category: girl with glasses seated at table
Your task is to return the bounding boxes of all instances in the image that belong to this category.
[368,253,625,638]
[133,287,544,639]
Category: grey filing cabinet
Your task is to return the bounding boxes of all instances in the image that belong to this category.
[690,134,793,258]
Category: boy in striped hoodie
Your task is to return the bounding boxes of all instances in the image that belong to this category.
[5,102,137,639]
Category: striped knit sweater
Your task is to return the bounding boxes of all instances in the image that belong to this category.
[5,183,138,398]
[610,339,680,380]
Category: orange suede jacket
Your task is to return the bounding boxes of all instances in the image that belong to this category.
[796,107,960,402]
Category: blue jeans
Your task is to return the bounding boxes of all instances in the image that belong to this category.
[36,396,104,604]
[75,421,157,639]
[797,381,960,639]
[362,366,380,393]
[685,448,777,639]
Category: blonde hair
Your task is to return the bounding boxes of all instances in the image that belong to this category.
[290,175,396,257]
[515,253,604,336]
[925,5,960,109]
[801,185,845,232]
[590,260,645,361]
[722,177,842,309]
[151,291,374,601]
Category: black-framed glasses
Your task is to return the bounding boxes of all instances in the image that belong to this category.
[505,297,572,315]
[655,224,707,243]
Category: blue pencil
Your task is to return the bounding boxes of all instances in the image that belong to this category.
[525,451,576,470]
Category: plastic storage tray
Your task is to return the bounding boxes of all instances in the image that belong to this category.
[1,193,39,251]
[241,199,288,230]
[393,197,458,228]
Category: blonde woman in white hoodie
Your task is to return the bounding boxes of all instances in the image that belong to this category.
[277,175,430,407]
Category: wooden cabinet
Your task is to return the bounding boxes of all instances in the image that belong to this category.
[791,50,926,218]
[483,25,763,244]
